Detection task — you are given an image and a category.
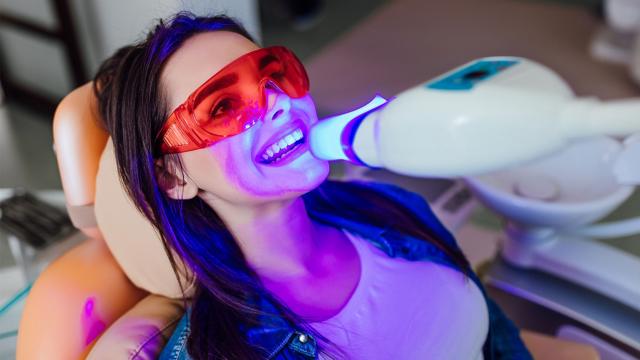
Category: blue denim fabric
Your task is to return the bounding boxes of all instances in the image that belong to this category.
[159,181,533,360]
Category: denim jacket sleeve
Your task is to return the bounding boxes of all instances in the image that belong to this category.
[159,314,191,360]
[485,297,533,359]
[159,313,321,360]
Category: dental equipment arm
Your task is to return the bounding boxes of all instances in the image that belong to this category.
[614,133,640,185]
[310,57,640,178]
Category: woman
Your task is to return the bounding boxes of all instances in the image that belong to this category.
[94,13,531,360]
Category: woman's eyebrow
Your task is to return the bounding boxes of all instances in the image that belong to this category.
[194,73,239,102]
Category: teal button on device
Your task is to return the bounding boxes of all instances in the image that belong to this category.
[426,59,519,91]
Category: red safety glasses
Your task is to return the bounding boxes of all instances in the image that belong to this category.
[157,46,310,154]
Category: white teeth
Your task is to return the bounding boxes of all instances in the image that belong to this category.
[260,127,306,163]
[285,134,295,145]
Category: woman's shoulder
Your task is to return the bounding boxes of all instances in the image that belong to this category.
[316,180,454,234]
[323,179,433,207]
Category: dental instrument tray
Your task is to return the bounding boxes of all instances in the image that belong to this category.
[0,191,75,248]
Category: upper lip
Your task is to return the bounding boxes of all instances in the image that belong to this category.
[254,118,308,162]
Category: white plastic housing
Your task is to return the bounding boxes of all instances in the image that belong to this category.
[311,56,640,178]
[370,57,574,177]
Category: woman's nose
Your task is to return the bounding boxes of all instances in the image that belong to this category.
[264,83,291,122]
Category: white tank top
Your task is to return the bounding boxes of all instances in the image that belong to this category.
[311,230,488,359]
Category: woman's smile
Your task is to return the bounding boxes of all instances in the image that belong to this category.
[254,118,310,167]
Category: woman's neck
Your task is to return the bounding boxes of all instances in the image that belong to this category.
[201,193,361,321]
[202,195,324,278]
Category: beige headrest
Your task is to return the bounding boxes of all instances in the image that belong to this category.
[95,139,194,298]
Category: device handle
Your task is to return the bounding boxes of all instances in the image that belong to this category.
[613,133,640,185]
[563,98,640,139]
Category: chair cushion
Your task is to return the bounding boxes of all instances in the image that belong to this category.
[95,139,194,298]
[86,294,185,360]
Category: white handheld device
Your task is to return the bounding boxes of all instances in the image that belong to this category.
[310,57,640,178]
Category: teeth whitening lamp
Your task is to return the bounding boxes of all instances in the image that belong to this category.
[311,57,640,178]
[310,57,640,313]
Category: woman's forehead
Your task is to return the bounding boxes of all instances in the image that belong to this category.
[161,31,259,111]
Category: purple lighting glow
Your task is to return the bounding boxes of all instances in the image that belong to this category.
[82,296,107,346]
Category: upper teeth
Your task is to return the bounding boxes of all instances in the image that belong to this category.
[293,129,303,140]
[261,129,304,162]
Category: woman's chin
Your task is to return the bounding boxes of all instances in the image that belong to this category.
[272,159,330,196]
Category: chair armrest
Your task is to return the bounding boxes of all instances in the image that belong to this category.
[17,237,148,360]
[87,294,185,359]
[521,330,600,360]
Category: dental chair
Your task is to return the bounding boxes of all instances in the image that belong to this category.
[15,83,599,359]
[17,83,190,359]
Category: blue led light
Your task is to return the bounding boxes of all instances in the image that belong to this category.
[426,59,519,91]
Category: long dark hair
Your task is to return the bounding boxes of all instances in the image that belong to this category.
[94,13,469,359]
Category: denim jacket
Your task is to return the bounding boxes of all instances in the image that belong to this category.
[160,181,533,359]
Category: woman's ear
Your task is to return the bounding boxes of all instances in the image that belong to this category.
[154,157,199,200]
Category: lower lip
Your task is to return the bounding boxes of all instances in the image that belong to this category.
[259,140,308,167]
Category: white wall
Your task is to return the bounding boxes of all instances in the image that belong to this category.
[0,0,260,98]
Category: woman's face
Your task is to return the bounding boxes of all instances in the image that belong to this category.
[160,31,329,205]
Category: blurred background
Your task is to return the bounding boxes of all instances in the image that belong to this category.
[1,0,640,359]
[0,0,633,191]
